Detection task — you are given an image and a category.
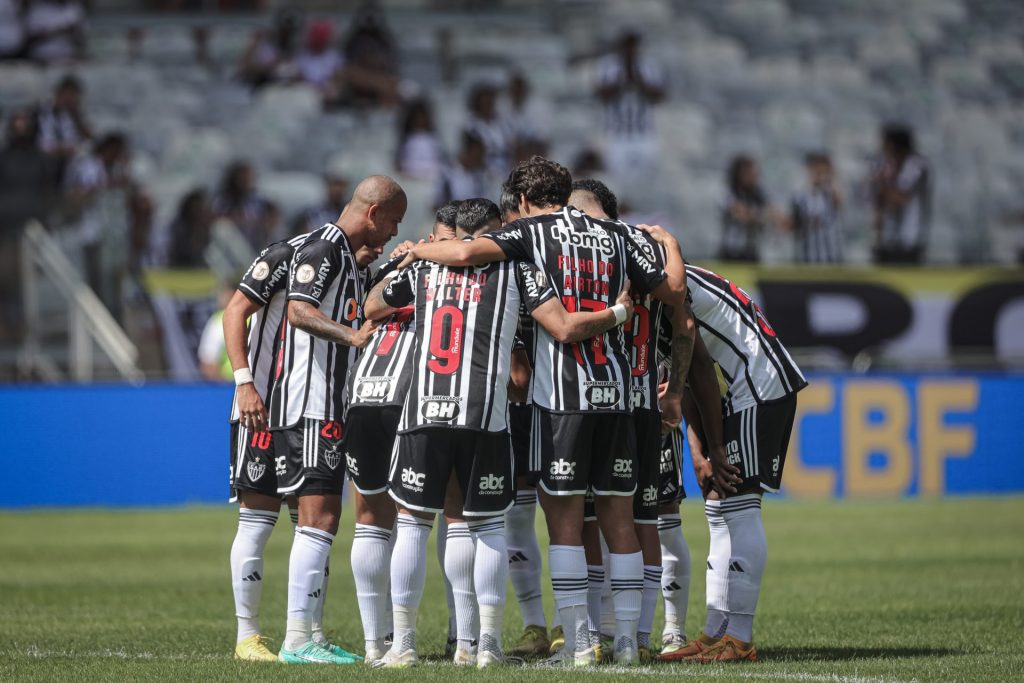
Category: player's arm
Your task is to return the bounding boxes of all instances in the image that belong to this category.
[288,302,378,348]
[686,331,742,496]
[636,224,684,295]
[363,269,414,321]
[405,236,508,267]
[531,283,634,343]
[680,392,714,497]
[223,290,269,432]
[286,242,377,348]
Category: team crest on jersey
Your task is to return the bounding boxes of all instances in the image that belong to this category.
[355,377,393,401]
[323,445,341,470]
[251,261,271,281]
[246,458,266,482]
[584,381,622,408]
[420,396,462,422]
[296,264,316,284]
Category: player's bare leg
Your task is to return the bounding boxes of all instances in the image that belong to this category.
[442,476,477,665]
[538,490,588,665]
[656,500,691,655]
[595,494,643,664]
[351,486,397,662]
[231,490,284,661]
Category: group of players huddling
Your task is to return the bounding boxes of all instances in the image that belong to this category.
[223,156,806,668]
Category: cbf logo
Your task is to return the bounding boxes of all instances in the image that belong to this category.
[726,440,741,466]
[356,377,393,401]
[585,382,621,408]
[479,474,505,494]
[246,458,266,482]
[549,459,576,480]
[323,445,341,471]
[612,458,633,477]
[420,396,462,422]
[401,467,426,492]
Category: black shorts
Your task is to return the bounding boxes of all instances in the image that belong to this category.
[531,406,636,497]
[692,395,798,495]
[274,418,346,496]
[230,423,281,500]
[658,428,686,506]
[632,408,663,524]
[344,405,401,495]
[509,402,534,483]
[390,428,514,517]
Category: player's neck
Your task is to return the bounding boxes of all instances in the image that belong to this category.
[522,203,564,218]
[334,215,367,251]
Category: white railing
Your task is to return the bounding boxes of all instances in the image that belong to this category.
[20,221,144,384]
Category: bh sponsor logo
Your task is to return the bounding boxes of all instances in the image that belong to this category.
[401,467,426,492]
[585,382,621,408]
[420,396,462,422]
[631,387,646,409]
[356,377,393,402]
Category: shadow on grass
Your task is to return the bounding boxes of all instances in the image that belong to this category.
[763,646,967,661]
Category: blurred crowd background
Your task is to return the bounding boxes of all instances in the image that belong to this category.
[1,0,1023,382]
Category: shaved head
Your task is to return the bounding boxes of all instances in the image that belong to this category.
[351,175,407,211]
[338,175,407,250]
[569,189,607,219]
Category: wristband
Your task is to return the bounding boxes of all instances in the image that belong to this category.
[610,303,629,325]
[234,367,254,386]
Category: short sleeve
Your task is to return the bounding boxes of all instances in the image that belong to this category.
[514,260,555,313]
[381,267,415,309]
[287,239,342,305]
[238,241,293,305]
[483,219,535,262]
[624,235,667,295]
[369,254,405,289]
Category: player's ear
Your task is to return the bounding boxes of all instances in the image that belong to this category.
[366,202,379,226]
[428,234,435,242]
[518,193,529,216]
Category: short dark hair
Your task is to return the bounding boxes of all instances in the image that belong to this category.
[504,155,572,209]
[882,123,915,156]
[571,178,619,220]
[456,198,501,235]
[804,151,831,166]
[435,200,460,229]
[56,75,82,93]
[499,184,519,222]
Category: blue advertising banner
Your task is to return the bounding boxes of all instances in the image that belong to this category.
[2,374,1022,508]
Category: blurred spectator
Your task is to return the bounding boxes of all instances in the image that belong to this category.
[296,20,344,95]
[237,8,302,88]
[25,0,86,64]
[0,110,60,342]
[790,152,844,263]
[64,132,133,304]
[128,189,157,273]
[871,124,931,264]
[436,131,490,207]
[502,72,548,148]
[0,0,27,60]
[342,0,402,107]
[464,83,514,176]
[594,30,664,175]
[719,155,774,262]
[294,172,349,233]
[211,161,275,250]
[167,188,213,268]
[36,75,92,170]
[572,147,605,178]
[197,282,235,382]
[395,98,445,180]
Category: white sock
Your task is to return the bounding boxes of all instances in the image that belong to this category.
[352,523,392,651]
[231,508,278,642]
[437,516,458,641]
[586,564,604,640]
[444,521,478,651]
[609,552,643,648]
[658,513,691,639]
[599,535,615,636]
[549,545,587,654]
[506,490,547,629]
[284,526,334,650]
[470,518,507,654]
[391,514,434,652]
[704,499,731,639]
[722,495,766,644]
[311,559,330,644]
[639,564,662,646]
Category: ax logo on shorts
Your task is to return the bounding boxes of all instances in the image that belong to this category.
[401,467,426,492]
[613,458,633,476]
[247,458,266,482]
[479,474,505,494]
[323,445,341,471]
[550,459,576,479]
[642,485,658,504]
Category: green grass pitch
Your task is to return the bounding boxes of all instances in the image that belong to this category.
[1,497,1022,682]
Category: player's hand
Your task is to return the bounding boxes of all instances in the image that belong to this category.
[657,380,669,401]
[660,390,683,431]
[708,443,742,497]
[614,279,634,321]
[237,382,268,434]
[388,240,418,260]
[353,319,381,349]
[693,456,714,495]
[637,223,677,247]
[397,249,419,270]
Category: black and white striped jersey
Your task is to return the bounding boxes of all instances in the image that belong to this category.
[791,188,843,263]
[382,256,554,433]
[269,224,365,429]
[622,226,669,412]
[485,206,667,413]
[685,264,807,415]
[229,233,307,423]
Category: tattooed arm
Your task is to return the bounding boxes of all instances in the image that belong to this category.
[288,301,377,349]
